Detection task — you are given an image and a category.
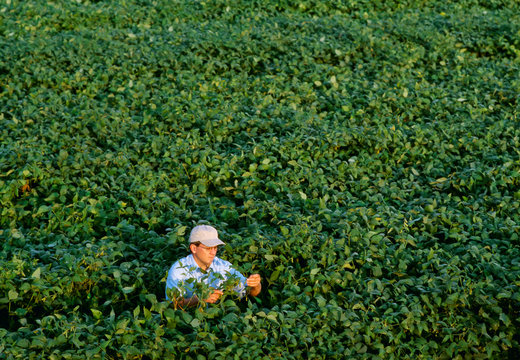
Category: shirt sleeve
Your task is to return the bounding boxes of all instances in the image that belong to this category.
[165,261,194,300]
[223,266,247,297]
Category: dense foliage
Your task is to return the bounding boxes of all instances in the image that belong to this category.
[1,0,519,358]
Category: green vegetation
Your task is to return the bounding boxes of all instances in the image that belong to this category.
[1,0,519,358]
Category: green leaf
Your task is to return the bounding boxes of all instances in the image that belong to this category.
[266,313,278,323]
[499,313,511,326]
[11,229,23,239]
[176,226,187,236]
[31,267,41,279]
[144,307,152,320]
[269,270,281,283]
[372,266,382,277]
[91,309,102,319]
[164,308,176,321]
[8,290,18,301]
[36,205,50,216]
[496,291,511,299]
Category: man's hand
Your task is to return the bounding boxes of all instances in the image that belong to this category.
[247,274,261,287]
[246,274,262,297]
[204,289,224,303]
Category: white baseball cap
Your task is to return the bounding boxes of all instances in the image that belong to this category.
[189,225,225,247]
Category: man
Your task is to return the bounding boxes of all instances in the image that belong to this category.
[165,224,262,308]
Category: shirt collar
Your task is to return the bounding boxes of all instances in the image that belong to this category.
[187,254,218,272]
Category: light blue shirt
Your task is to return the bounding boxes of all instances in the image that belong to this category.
[165,254,247,300]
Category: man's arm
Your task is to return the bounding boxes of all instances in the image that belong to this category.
[173,289,224,309]
[173,295,200,309]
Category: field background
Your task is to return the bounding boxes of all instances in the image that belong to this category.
[1,0,519,359]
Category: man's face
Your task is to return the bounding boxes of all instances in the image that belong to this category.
[191,243,218,270]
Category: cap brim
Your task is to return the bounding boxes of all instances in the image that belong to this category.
[197,238,225,247]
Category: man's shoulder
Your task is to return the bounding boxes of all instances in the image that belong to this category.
[210,257,246,283]
[170,254,196,272]
[211,256,234,270]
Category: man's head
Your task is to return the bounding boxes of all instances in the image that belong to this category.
[188,225,225,270]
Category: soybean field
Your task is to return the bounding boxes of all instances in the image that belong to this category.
[1,0,519,359]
